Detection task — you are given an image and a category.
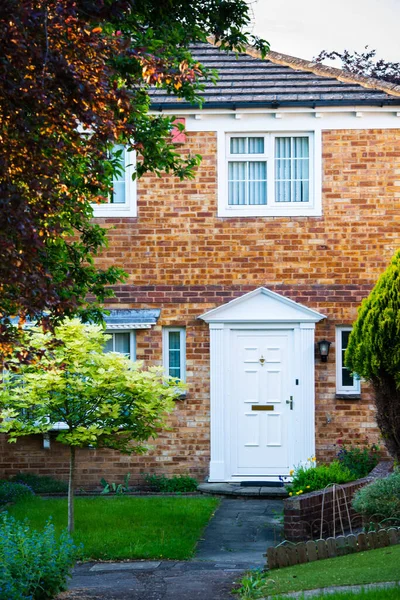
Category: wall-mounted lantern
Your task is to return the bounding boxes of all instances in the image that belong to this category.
[317,339,331,362]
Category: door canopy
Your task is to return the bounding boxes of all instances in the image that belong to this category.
[199,287,325,324]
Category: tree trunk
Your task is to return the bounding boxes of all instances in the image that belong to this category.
[68,445,76,534]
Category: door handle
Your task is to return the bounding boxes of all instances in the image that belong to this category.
[286,396,293,410]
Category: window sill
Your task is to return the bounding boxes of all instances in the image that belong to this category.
[91,204,137,218]
[217,206,321,218]
[335,394,361,400]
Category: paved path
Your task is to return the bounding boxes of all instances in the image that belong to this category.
[60,497,283,600]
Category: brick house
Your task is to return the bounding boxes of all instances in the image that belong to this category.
[2,43,400,487]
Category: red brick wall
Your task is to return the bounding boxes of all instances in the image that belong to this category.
[283,478,369,542]
[1,128,399,487]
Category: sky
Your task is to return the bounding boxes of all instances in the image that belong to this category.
[251,0,400,63]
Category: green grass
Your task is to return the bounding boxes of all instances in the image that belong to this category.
[273,589,400,600]
[239,545,400,598]
[6,496,219,560]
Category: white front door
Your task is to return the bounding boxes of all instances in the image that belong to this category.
[229,329,293,478]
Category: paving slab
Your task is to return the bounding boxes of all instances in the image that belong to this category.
[60,497,283,600]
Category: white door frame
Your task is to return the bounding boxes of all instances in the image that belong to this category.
[199,287,325,482]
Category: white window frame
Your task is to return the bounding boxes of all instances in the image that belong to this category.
[162,327,186,382]
[219,131,321,217]
[336,327,360,395]
[104,330,136,361]
[92,146,137,217]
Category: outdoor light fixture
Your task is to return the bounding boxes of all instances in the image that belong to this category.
[317,339,331,362]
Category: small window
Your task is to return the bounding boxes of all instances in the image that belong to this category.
[336,327,360,394]
[163,328,186,382]
[104,331,136,361]
[92,145,137,217]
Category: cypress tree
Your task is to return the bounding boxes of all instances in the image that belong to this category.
[346,250,400,461]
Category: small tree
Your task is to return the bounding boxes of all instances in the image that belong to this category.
[0,319,182,532]
[346,250,400,462]
[315,47,400,84]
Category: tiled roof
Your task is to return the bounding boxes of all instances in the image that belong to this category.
[150,42,400,110]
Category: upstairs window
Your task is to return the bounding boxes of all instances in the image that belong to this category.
[336,327,360,395]
[92,145,137,217]
[221,132,318,217]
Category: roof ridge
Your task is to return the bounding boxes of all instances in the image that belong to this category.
[206,36,400,99]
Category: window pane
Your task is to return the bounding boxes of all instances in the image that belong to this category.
[228,162,246,205]
[293,157,309,180]
[293,137,309,158]
[342,368,354,387]
[275,137,309,203]
[341,331,354,386]
[341,330,350,349]
[248,137,264,154]
[111,145,126,204]
[275,137,291,158]
[293,180,309,203]
[275,158,291,180]
[168,331,181,378]
[230,137,247,154]
[248,161,267,205]
[104,337,114,353]
[112,182,126,204]
[275,181,291,203]
[115,333,130,355]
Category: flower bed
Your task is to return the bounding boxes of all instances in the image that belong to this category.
[283,461,392,542]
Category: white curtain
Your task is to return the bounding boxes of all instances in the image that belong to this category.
[275,137,309,203]
[228,161,267,205]
[230,137,264,154]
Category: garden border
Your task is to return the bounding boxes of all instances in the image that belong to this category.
[283,461,392,542]
[267,527,400,569]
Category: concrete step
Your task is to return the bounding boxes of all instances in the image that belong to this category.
[198,483,289,498]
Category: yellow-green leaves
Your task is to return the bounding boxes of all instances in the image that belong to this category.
[0,319,184,454]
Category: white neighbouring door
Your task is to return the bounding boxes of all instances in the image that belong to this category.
[199,287,326,482]
[230,329,293,477]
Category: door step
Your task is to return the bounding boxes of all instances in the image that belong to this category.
[240,481,284,487]
[197,482,288,498]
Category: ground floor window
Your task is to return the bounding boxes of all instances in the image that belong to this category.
[162,327,186,381]
[335,327,360,394]
[104,331,136,361]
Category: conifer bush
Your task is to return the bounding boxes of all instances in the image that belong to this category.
[346,250,400,462]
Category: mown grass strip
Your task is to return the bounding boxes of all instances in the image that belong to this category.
[239,545,400,598]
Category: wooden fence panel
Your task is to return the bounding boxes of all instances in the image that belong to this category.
[316,538,328,560]
[347,534,357,553]
[357,532,368,551]
[306,540,318,562]
[297,542,307,564]
[266,527,400,570]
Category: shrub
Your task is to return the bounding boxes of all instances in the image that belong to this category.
[337,442,380,479]
[10,473,68,494]
[287,459,355,496]
[352,472,400,522]
[0,481,34,506]
[0,514,77,600]
[144,474,198,493]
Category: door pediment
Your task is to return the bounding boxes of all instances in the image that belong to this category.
[199,287,325,324]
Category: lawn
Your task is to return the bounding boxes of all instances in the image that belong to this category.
[271,589,400,600]
[7,495,219,560]
[239,545,400,598]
